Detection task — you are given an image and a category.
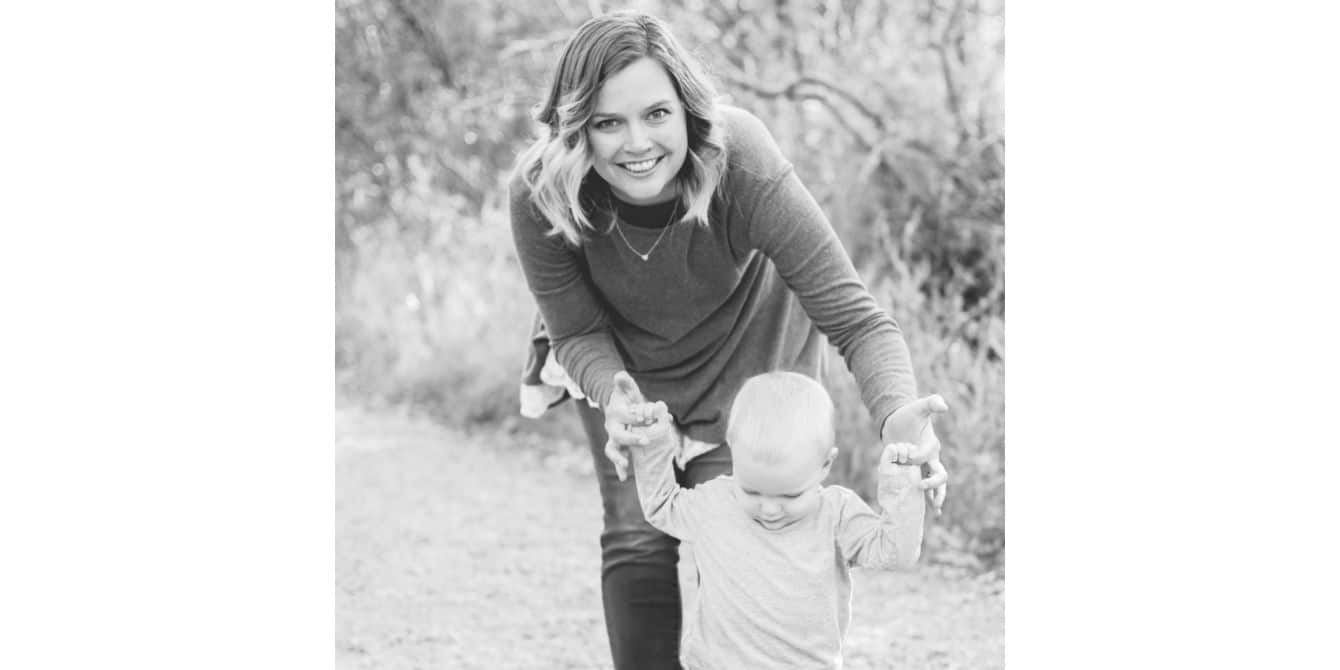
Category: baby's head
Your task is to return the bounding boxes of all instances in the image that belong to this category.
[725,371,838,531]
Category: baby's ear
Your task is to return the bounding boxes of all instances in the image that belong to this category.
[822,446,838,469]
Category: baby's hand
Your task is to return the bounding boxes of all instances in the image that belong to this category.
[625,401,674,445]
[881,443,948,516]
[604,401,675,481]
[877,443,925,493]
[883,440,938,465]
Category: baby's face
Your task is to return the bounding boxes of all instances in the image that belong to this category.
[732,444,833,531]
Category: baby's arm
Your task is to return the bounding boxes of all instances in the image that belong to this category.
[626,409,702,541]
[835,444,927,570]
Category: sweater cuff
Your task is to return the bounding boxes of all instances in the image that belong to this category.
[872,392,913,439]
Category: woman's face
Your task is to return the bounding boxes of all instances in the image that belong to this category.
[587,57,688,205]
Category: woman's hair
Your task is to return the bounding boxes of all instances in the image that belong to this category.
[726,372,836,465]
[512,11,727,246]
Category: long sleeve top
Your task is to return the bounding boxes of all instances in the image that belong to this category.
[510,105,917,444]
[631,428,926,670]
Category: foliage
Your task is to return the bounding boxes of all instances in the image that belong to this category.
[336,0,1004,569]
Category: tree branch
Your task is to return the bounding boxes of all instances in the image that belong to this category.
[796,75,887,133]
[387,0,456,91]
[498,30,572,60]
[717,70,876,145]
[936,0,971,144]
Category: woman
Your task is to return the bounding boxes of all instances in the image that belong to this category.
[509,11,948,669]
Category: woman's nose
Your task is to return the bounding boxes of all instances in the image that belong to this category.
[623,123,652,153]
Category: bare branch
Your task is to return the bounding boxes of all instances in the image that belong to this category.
[387,0,456,91]
[718,73,867,146]
[336,110,377,155]
[936,0,971,144]
[498,30,572,61]
[797,75,887,134]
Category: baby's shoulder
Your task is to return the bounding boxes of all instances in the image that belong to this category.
[695,473,737,497]
[819,484,863,503]
[817,485,875,518]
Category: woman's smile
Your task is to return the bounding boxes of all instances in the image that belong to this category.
[619,156,663,175]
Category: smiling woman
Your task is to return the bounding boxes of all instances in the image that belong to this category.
[507,10,948,670]
[586,59,687,205]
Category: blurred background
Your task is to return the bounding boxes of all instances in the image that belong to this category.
[336,0,1003,571]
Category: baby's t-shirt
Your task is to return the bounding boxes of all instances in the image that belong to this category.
[631,435,924,670]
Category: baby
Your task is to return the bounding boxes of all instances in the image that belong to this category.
[628,370,934,670]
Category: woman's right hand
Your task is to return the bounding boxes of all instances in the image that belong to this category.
[881,394,950,515]
[603,371,662,481]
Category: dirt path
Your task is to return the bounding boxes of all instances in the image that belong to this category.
[336,406,1003,669]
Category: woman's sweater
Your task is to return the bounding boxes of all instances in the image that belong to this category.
[510,105,916,444]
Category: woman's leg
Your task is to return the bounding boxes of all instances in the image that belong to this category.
[576,402,683,670]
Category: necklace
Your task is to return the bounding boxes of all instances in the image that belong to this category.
[613,202,678,261]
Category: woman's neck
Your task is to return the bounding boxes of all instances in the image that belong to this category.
[613,196,679,229]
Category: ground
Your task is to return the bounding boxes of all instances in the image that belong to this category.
[336,405,1004,669]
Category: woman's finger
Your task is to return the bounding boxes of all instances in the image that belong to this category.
[908,394,949,419]
[604,439,630,481]
[919,460,948,490]
[612,371,644,404]
[917,459,948,514]
[919,470,948,489]
[607,422,649,446]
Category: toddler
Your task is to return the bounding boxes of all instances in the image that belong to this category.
[628,371,934,670]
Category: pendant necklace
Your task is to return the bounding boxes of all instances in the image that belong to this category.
[614,201,678,262]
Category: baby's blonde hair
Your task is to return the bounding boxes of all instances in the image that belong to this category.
[726,372,835,465]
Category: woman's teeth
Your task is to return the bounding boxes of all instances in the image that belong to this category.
[621,157,659,174]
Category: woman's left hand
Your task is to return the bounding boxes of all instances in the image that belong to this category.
[881,394,950,515]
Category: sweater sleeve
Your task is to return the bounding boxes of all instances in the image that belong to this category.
[628,421,704,541]
[729,111,918,428]
[508,175,623,407]
[834,466,925,570]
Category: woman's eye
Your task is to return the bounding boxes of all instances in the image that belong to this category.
[592,119,618,131]
[648,108,670,121]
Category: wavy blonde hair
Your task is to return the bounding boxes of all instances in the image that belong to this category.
[512,11,727,246]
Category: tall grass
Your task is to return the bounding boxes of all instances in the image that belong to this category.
[827,250,1004,570]
[337,179,533,427]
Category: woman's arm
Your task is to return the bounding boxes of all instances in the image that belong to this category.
[510,180,666,468]
[728,110,950,508]
[731,111,917,429]
[508,177,625,409]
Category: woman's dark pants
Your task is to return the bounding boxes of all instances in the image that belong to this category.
[576,402,732,670]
